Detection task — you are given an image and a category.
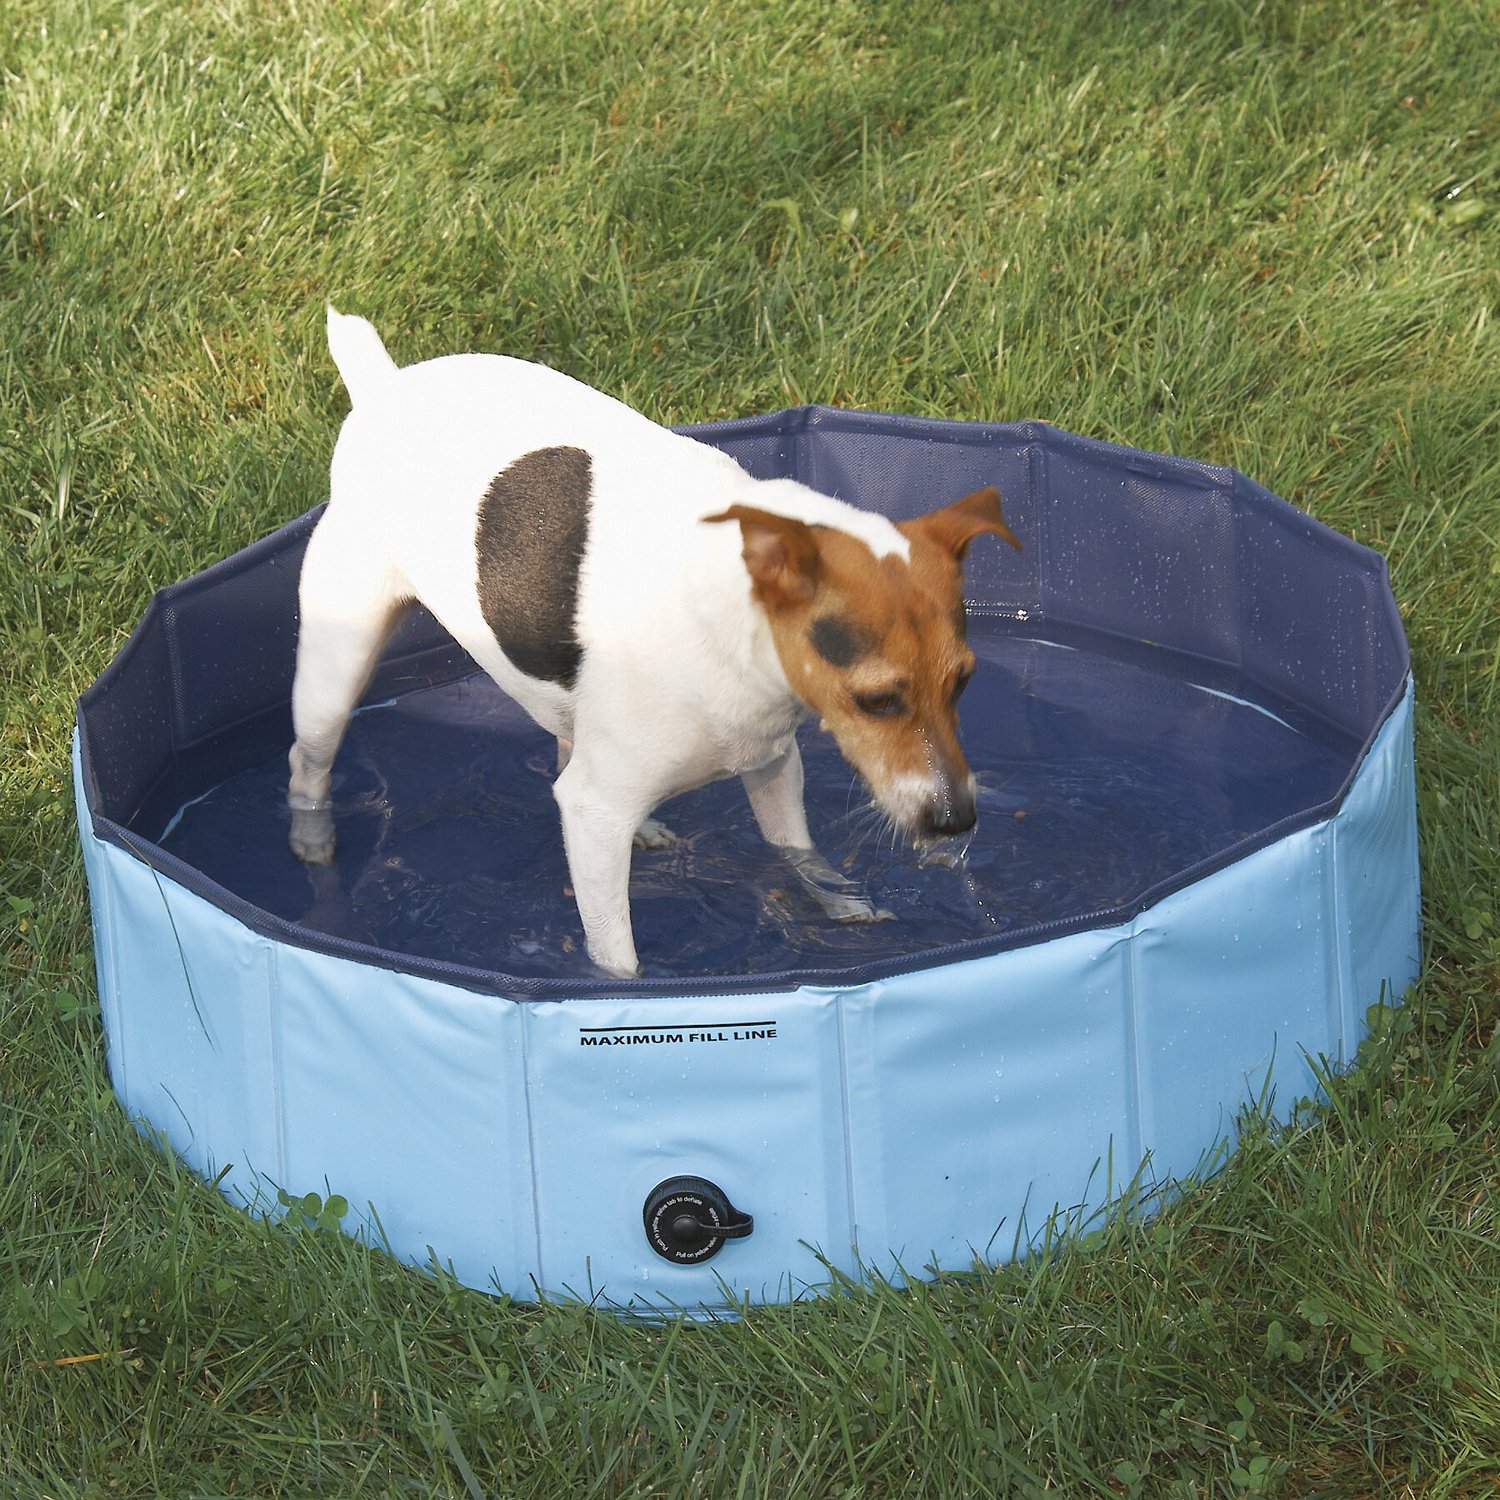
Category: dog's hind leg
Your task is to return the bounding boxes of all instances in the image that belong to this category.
[552,761,649,978]
[288,519,410,864]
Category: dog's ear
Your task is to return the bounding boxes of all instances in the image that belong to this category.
[900,486,1021,560]
[703,505,821,608]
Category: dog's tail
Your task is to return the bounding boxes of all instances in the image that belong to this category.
[326,305,398,407]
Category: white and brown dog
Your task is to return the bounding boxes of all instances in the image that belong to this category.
[288,309,1021,977]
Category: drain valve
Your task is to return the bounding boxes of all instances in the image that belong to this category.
[643,1176,754,1264]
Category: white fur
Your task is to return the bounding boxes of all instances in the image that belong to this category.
[290,310,910,977]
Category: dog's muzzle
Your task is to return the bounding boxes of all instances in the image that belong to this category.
[881,767,977,843]
[916,776,977,841]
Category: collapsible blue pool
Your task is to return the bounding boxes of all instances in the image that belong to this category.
[75,410,1418,1314]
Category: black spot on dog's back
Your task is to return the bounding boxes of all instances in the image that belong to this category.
[476,447,591,686]
[809,614,876,668]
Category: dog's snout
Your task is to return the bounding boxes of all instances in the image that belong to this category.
[920,782,976,840]
[924,806,975,840]
[888,761,976,842]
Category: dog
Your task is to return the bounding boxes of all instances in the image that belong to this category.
[287,308,1021,977]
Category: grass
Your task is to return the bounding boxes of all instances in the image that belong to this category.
[3,0,1498,1493]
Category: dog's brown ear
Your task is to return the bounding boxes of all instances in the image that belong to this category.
[901,486,1021,560]
[703,505,821,608]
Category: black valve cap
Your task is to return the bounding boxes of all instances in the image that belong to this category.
[643,1176,753,1264]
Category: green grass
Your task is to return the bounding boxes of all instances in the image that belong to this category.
[3,0,1498,1494]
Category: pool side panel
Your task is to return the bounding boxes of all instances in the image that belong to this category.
[1127,823,1333,1179]
[1330,681,1421,1037]
[519,992,854,1310]
[271,940,534,1295]
[75,736,284,1197]
[842,930,1137,1283]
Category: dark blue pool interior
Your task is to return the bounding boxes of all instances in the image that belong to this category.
[77,412,1408,996]
[142,620,1356,982]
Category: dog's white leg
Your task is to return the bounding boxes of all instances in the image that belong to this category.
[558,734,673,848]
[741,741,814,850]
[288,523,408,864]
[742,742,885,924]
[552,761,646,978]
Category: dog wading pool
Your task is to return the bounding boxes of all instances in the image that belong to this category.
[75,409,1418,1313]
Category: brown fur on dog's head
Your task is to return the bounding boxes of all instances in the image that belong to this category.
[706,487,1020,840]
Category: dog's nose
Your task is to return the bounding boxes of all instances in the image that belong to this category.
[921,781,976,840]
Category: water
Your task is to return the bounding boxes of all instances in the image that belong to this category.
[152,622,1358,982]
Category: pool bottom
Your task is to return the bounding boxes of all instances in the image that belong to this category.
[150,617,1359,985]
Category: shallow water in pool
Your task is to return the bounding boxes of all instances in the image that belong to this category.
[155,623,1358,981]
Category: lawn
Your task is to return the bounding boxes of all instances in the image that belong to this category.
[3,0,1498,1494]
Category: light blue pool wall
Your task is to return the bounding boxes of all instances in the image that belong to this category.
[73,681,1418,1312]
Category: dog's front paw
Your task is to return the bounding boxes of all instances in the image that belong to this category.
[782,848,895,924]
[826,891,895,924]
[632,816,679,850]
[289,804,337,866]
[818,887,896,924]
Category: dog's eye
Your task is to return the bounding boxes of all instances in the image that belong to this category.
[854,690,905,718]
[951,666,974,701]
